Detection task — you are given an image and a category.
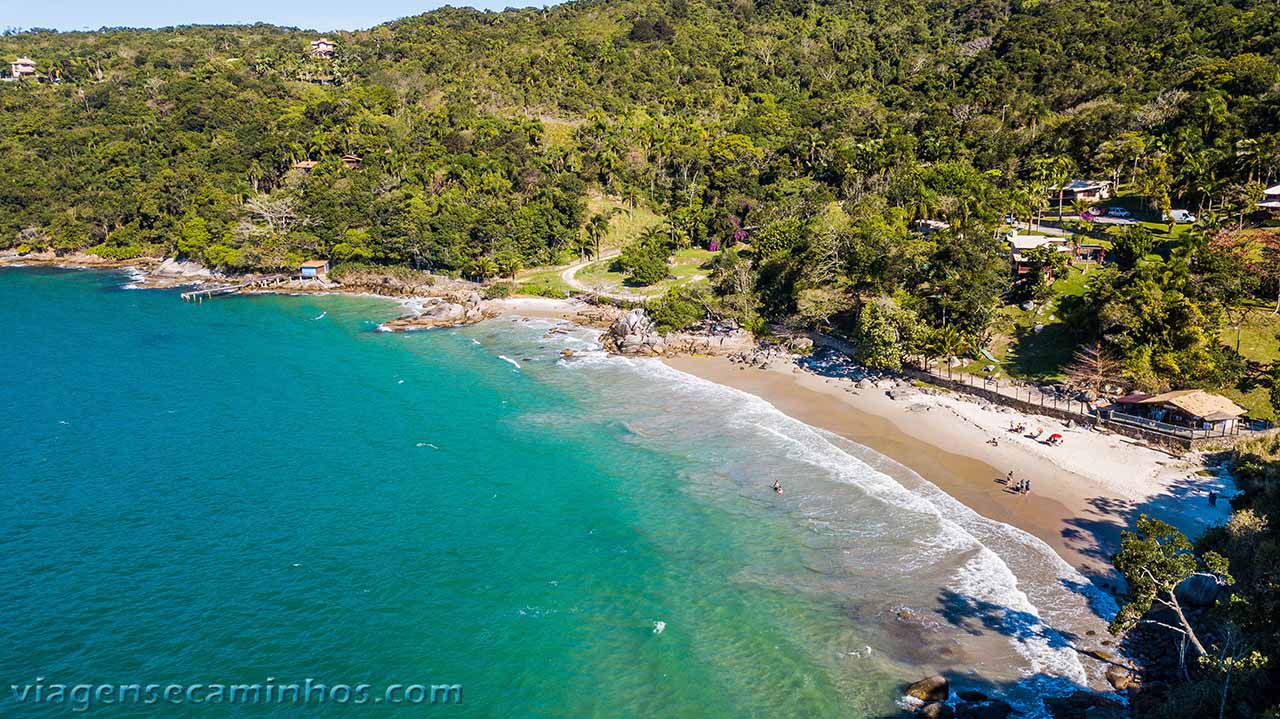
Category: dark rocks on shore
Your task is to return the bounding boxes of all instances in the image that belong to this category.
[1174,573,1222,607]
[918,701,954,719]
[906,675,949,703]
[1105,664,1136,691]
[1043,691,1125,719]
[602,308,666,355]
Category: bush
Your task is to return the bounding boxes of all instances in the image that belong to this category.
[617,240,670,286]
[648,286,707,332]
[484,281,515,299]
[88,243,146,260]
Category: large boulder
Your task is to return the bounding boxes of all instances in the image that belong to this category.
[1105,664,1135,691]
[918,702,954,719]
[605,309,665,355]
[1175,574,1221,607]
[906,675,949,703]
[1044,691,1124,719]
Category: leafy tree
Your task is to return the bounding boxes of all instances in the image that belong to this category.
[648,286,707,332]
[1111,225,1155,270]
[495,250,523,279]
[1110,515,1232,660]
[617,239,669,286]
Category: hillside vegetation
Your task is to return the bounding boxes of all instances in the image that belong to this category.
[1,0,1278,397]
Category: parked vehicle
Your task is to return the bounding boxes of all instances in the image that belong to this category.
[1089,206,1108,216]
[1107,207,1131,218]
[1162,209,1196,224]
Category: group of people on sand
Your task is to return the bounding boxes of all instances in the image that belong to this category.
[1006,470,1031,495]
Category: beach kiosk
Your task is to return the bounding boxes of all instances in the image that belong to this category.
[299,260,330,279]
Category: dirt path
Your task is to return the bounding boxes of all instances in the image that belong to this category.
[559,250,651,302]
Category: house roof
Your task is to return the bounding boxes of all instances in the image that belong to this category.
[1263,184,1280,195]
[300,259,330,268]
[292,160,318,169]
[1008,234,1068,251]
[311,38,334,45]
[13,57,34,64]
[1057,179,1111,192]
[1122,389,1247,421]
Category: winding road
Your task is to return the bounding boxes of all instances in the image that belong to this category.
[558,250,651,302]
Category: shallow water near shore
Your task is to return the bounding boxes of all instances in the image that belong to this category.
[1,268,1117,717]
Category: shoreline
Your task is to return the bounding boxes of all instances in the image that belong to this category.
[663,355,1234,583]
[4,258,1234,579]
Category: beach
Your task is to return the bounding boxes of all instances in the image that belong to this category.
[664,354,1235,582]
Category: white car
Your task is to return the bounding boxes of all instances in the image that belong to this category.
[1163,209,1196,224]
[1107,207,1131,218]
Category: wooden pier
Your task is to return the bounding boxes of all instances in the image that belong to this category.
[181,275,288,302]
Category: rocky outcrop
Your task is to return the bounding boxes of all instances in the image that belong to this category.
[378,292,492,332]
[602,309,667,355]
[905,675,949,703]
[1174,574,1221,607]
[1043,691,1125,719]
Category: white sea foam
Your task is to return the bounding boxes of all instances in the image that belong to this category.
[119,267,147,289]
[561,354,1105,706]
[498,355,522,369]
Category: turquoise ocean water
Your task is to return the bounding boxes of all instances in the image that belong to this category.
[0,268,1116,717]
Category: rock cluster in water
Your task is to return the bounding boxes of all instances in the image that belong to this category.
[378,291,492,332]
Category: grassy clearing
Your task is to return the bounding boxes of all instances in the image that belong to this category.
[1219,306,1280,421]
[576,247,715,297]
[517,267,573,298]
[966,264,1097,381]
[585,196,664,252]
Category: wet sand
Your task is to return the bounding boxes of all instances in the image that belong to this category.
[664,355,1232,583]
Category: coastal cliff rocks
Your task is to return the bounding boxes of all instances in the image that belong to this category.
[905,674,949,702]
[603,309,667,355]
[601,308,758,357]
[148,258,215,285]
[378,292,493,332]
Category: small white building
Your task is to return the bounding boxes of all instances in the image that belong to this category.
[10,57,36,79]
[299,259,330,278]
[310,39,335,59]
[1259,184,1280,211]
[1053,179,1112,203]
[914,219,951,235]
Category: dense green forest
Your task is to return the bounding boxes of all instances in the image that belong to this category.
[4,0,1280,714]
[3,0,1279,393]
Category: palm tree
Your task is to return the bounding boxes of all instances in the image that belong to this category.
[585,210,617,259]
[572,232,594,261]
[931,326,966,378]
[467,257,499,282]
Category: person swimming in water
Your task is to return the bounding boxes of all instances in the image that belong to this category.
[772,480,783,495]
